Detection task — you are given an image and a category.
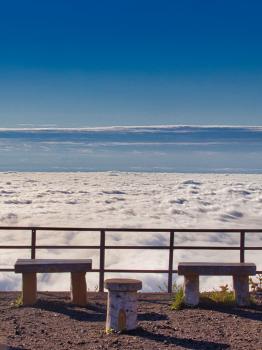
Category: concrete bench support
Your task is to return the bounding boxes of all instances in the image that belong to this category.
[15,259,92,306]
[178,262,256,307]
[233,275,250,307]
[22,272,37,306]
[70,272,87,306]
[184,274,199,306]
[105,278,142,332]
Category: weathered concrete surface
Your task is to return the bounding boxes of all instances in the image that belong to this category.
[70,272,87,306]
[105,279,142,292]
[178,262,256,276]
[233,275,250,306]
[106,291,139,331]
[22,272,37,305]
[105,278,142,332]
[184,274,199,306]
[15,259,92,273]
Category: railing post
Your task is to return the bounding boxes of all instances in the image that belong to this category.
[99,230,105,292]
[240,231,245,263]
[168,230,174,293]
[31,228,36,259]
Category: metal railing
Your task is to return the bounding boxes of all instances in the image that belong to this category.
[0,227,261,293]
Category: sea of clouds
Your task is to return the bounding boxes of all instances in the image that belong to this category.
[1,125,262,172]
[0,172,261,292]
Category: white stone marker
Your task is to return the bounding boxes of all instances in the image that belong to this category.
[105,278,142,332]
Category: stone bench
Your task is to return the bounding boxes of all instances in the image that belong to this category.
[178,262,256,306]
[105,278,142,332]
[14,259,92,306]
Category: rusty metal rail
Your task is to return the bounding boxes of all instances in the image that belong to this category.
[0,227,261,293]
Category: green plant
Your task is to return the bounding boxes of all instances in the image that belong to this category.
[11,293,23,307]
[158,279,185,310]
[171,285,184,310]
[200,284,235,305]
[106,328,115,334]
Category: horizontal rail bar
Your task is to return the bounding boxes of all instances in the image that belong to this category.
[105,245,169,249]
[0,226,262,232]
[91,269,173,273]
[96,229,262,233]
[0,246,32,249]
[98,270,262,275]
[35,245,100,249]
[0,245,260,251]
[0,268,174,273]
[173,246,242,250]
[32,245,167,250]
[244,247,262,250]
[1,268,261,274]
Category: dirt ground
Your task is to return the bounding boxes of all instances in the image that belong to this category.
[0,292,261,350]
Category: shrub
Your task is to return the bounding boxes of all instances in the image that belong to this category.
[171,284,184,310]
[200,284,235,305]
[171,283,238,310]
[11,293,23,307]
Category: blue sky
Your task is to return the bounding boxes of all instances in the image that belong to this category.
[0,0,261,127]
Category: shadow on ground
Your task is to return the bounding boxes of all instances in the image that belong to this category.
[34,299,106,322]
[198,301,262,322]
[0,345,24,350]
[133,328,230,349]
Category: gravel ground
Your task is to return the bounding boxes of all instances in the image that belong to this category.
[0,292,261,350]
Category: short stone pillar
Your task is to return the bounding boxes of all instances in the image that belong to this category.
[183,274,199,306]
[233,275,250,306]
[105,278,142,332]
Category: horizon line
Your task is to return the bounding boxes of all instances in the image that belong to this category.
[0,124,262,131]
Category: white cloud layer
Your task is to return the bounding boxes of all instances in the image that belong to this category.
[0,172,261,292]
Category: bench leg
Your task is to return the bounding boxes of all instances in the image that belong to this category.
[70,272,87,306]
[233,275,250,306]
[184,274,199,306]
[22,272,37,305]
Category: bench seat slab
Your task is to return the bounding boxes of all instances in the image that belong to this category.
[15,259,92,273]
[178,262,256,276]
